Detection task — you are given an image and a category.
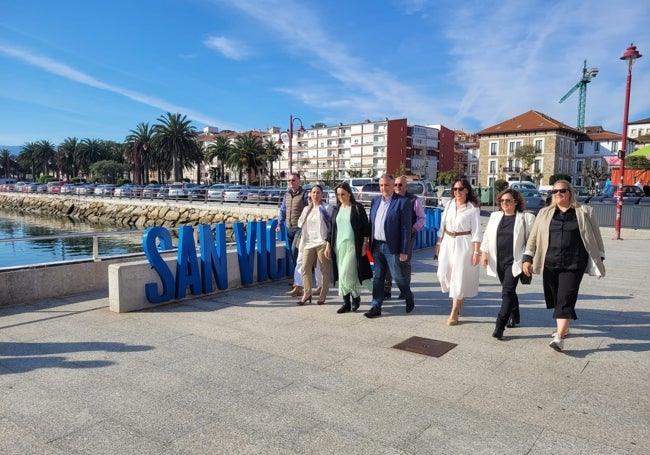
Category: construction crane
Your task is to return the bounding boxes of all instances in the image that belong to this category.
[559,60,599,131]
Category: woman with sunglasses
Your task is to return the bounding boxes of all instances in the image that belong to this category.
[480,189,535,339]
[435,178,482,325]
[522,180,605,352]
[324,182,373,313]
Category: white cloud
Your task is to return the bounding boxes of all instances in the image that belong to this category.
[204,35,249,60]
[0,42,230,129]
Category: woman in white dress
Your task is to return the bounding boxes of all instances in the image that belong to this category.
[435,178,482,326]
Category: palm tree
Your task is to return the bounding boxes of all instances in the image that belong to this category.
[76,138,108,178]
[35,140,56,177]
[0,149,16,179]
[226,133,265,184]
[125,122,155,184]
[18,142,38,180]
[263,137,283,186]
[153,112,201,182]
[58,137,80,180]
[205,135,231,183]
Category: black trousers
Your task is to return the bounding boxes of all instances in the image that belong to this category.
[496,261,520,328]
[543,267,584,320]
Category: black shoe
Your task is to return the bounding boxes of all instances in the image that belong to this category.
[351,297,361,312]
[337,303,351,314]
[397,293,405,300]
[364,306,382,318]
[492,325,505,340]
[506,315,517,328]
[384,293,391,300]
[405,297,414,313]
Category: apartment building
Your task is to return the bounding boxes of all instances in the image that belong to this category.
[264,118,440,183]
[628,117,650,148]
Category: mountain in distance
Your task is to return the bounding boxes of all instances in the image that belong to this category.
[0,145,23,155]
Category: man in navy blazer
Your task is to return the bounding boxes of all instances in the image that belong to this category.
[364,174,415,318]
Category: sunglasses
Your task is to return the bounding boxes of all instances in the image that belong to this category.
[395,183,404,187]
[500,198,514,203]
[550,188,568,194]
[452,187,466,192]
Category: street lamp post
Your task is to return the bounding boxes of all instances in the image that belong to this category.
[276,115,305,174]
[614,43,642,240]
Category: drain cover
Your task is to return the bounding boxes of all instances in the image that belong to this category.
[393,336,457,357]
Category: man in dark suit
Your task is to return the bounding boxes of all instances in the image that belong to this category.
[364,174,414,318]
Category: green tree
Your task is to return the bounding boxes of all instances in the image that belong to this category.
[347,169,363,178]
[76,138,109,178]
[89,160,128,183]
[320,169,335,187]
[626,155,650,183]
[394,162,407,177]
[153,112,202,182]
[226,133,265,184]
[58,137,81,180]
[0,149,16,178]
[205,136,231,184]
[34,140,57,177]
[125,123,155,184]
[513,144,539,182]
[18,142,38,180]
[437,169,457,185]
[262,137,283,186]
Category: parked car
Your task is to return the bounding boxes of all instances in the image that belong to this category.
[244,188,270,203]
[406,180,437,207]
[437,188,452,208]
[141,184,162,198]
[266,188,285,205]
[186,184,208,197]
[589,184,645,203]
[167,183,187,198]
[59,183,76,194]
[358,182,381,206]
[520,189,546,214]
[94,184,117,196]
[207,184,230,200]
[223,185,249,202]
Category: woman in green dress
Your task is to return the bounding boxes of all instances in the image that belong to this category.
[325,182,373,313]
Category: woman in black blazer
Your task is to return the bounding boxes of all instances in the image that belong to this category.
[325,182,373,313]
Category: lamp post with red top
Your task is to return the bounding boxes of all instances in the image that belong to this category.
[276,115,305,174]
[614,43,642,240]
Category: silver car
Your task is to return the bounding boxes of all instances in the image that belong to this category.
[223,185,249,202]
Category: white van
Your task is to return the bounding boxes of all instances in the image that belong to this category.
[342,178,374,192]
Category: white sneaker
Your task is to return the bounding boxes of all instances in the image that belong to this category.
[549,335,564,352]
[551,331,570,338]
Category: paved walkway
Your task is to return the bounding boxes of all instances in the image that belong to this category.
[1,225,648,454]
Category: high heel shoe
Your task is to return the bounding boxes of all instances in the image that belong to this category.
[447,309,459,326]
[296,295,312,305]
[287,285,303,297]
[316,297,326,305]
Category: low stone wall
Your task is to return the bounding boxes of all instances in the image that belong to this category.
[0,193,279,229]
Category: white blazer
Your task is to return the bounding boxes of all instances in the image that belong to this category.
[480,211,536,278]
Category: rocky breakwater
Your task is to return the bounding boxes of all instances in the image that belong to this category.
[0,193,280,232]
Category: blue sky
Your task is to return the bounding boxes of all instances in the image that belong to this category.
[1,0,649,147]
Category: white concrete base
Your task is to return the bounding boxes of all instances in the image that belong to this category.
[108,246,288,312]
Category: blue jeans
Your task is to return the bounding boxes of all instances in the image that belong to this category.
[286,227,301,267]
[371,241,412,309]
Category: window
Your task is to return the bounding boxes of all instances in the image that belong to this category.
[489,142,498,156]
[489,160,497,174]
[577,143,584,154]
[594,142,600,152]
[534,159,541,172]
[534,139,543,151]
[576,161,583,172]
[508,140,522,154]
[611,141,619,153]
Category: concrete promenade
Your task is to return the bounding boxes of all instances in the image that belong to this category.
[1,224,649,454]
